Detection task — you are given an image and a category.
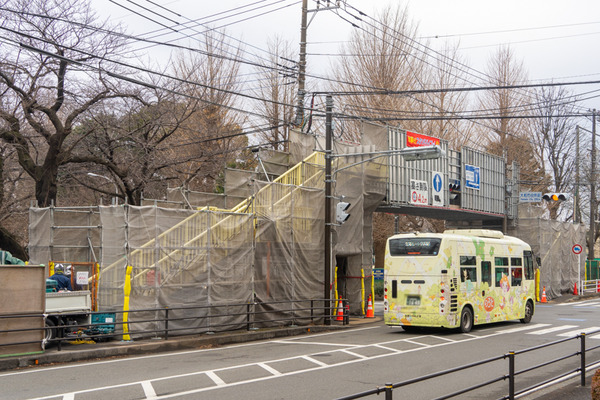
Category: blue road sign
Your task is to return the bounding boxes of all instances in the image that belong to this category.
[433,173,442,192]
[465,164,480,190]
[432,172,444,206]
[373,268,384,280]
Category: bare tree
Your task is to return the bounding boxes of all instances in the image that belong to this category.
[329,4,427,140]
[251,36,296,150]
[532,86,578,219]
[417,42,478,148]
[0,0,129,207]
[477,46,545,190]
[169,29,248,192]
[64,91,198,205]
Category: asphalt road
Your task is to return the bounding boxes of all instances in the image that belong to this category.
[2,298,600,399]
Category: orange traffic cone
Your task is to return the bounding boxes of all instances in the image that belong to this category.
[540,286,547,303]
[366,294,375,318]
[336,297,344,321]
[574,282,578,295]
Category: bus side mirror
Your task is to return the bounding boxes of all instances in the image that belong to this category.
[536,257,541,267]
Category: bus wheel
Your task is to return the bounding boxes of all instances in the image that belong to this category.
[459,307,473,333]
[520,300,534,323]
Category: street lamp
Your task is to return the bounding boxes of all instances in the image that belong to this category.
[398,145,446,161]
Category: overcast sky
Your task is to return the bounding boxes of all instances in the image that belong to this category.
[97,0,600,111]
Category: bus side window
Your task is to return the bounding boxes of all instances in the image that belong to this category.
[460,256,477,282]
[481,261,492,286]
[495,267,508,287]
[524,251,535,280]
[511,267,522,286]
[460,267,477,282]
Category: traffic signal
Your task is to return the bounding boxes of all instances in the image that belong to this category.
[336,201,351,224]
[542,193,569,202]
[448,179,460,199]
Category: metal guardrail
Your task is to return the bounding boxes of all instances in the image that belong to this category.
[337,328,600,400]
[0,298,347,352]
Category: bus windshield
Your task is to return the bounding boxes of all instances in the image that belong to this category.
[389,238,441,256]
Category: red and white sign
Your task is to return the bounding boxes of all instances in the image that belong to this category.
[410,179,428,205]
[572,244,583,254]
[406,130,441,148]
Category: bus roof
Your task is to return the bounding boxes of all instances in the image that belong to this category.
[388,230,530,248]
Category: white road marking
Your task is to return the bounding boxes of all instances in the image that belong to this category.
[556,299,600,307]
[141,380,157,399]
[403,339,431,347]
[374,344,403,353]
[302,355,329,367]
[431,335,456,342]
[527,325,578,335]
[205,371,226,386]
[273,340,360,347]
[258,362,282,376]
[557,327,600,337]
[574,300,600,305]
[341,349,368,359]
[14,319,600,400]
[497,323,550,334]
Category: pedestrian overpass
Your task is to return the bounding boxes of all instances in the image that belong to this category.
[367,126,518,230]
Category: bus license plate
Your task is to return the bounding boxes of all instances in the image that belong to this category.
[407,296,420,306]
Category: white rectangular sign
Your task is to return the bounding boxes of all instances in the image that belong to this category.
[519,192,542,203]
[76,271,89,285]
[410,179,429,205]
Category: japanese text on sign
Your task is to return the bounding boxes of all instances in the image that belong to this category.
[410,179,429,205]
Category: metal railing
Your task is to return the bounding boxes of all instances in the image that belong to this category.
[581,279,600,294]
[0,298,347,353]
[337,328,600,400]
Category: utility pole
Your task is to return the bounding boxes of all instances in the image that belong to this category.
[575,125,580,224]
[324,95,333,325]
[294,0,308,127]
[590,111,597,260]
[294,1,339,128]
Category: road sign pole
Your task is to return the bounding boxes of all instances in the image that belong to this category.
[578,253,581,295]
[573,244,583,295]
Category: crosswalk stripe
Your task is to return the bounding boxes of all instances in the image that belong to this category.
[573,301,600,307]
[527,325,578,335]
[590,334,600,340]
[498,323,550,334]
[557,327,600,337]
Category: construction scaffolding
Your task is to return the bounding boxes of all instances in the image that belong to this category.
[511,218,587,299]
[29,132,389,335]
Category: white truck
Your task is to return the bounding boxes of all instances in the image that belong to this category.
[44,290,92,342]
